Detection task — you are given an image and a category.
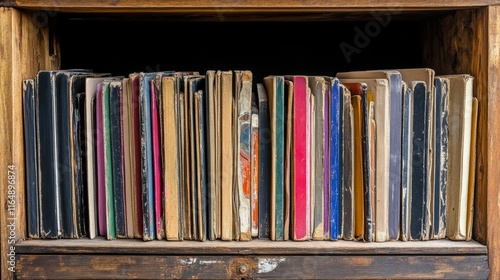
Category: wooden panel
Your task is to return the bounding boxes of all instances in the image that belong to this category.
[422,7,488,245]
[0,7,60,280]
[15,254,489,279]
[487,5,500,280]
[15,238,487,255]
[5,0,500,13]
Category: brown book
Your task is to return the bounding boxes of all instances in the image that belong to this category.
[343,82,366,240]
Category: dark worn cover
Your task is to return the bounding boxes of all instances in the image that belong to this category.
[410,81,427,241]
[432,77,449,239]
[36,70,60,239]
[23,79,39,238]
[56,70,92,238]
[140,72,156,241]
[75,92,88,237]
[110,81,126,238]
[257,83,271,239]
[195,89,208,241]
[401,82,413,241]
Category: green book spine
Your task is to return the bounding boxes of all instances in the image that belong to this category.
[103,82,116,239]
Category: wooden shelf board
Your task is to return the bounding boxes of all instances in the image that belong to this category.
[5,0,498,13]
[16,238,487,255]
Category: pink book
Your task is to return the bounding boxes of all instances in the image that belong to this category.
[150,80,163,239]
[96,82,107,236]
[292,76,310,240]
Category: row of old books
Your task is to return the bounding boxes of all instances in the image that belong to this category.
[22,68,477,242]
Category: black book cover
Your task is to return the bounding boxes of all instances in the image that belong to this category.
[23,79,39,238]
[257,83,270,239]
[110,81,126,238]
[410,81,427,241]
[36,70,60,239]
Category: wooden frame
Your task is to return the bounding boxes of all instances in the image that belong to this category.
[0,1,498,279]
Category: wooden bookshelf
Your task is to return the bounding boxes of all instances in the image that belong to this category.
[1,1,499,279]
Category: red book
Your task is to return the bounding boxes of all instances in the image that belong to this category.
[150,80,163,239]
[130,74,143,237]
[291,76,310,241]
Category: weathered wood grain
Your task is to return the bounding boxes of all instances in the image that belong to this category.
[15,238,487,255]
[4,0,500,13]
[0,7,60,280]
[487,5,500,280]
[15,254,488,279]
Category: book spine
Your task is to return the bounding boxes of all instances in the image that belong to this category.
[341,85,354,240]
[237,71,252,241]
[196,90,208,241]
[323,81,331,240]
[23,79,39,238]
[311,77,324,241]
[110,82,126,238]
[275,77,285,241]
[131,76,144,238]
[401,85,413,241]
[96,83,107,237]
[351,94,364,240]
[150,80,163,240]
[258,83,270,239]
[221,71,234,241]
[103,82,117,240]
[140,74,156,241]
[330,79,340,240]
[250,91,259,238]
[388,74,403,241]
[410,82,427,241]
[293,76,309,241]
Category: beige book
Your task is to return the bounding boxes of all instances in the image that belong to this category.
[220,70,234,241]
[206,70,218,240]
[162,76,182,240]
[439,74,473,241]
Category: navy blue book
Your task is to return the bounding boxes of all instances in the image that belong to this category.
[329,77,341,240]
[140,72,157,241]
[257,83,271,239]
[23,79,39,238]
[110,81,126,238]
[410,81,427,241]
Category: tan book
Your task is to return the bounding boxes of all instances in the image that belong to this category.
[162,76,182,241]
[220,70,234,241]
[439,74,474,241]
[467,97,478,241]
[206,70,218,241]
[122,77,135,239]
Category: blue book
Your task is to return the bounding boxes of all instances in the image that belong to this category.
[139,72,156,241]
[329,78,341,240]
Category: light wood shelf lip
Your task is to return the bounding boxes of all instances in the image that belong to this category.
[6,0,499,13]
[16,238,487,255]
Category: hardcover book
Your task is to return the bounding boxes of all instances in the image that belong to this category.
[23,79,39,238]
[401,81,414,241]
[257,83,271,239]
[340,84,354,240]
[264,75,286,240]
[439,74,474,241]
